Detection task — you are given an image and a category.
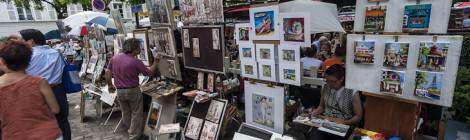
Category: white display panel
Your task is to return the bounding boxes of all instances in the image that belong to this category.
[346,34,463,107]
[353,0,452,34]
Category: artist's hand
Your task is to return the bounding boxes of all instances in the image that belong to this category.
[108,85,116,93]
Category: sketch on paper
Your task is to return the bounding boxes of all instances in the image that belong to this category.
[260,48,271,60]
[245,65,254,75]
[212,29,220,50]
[205,99,225,123]
[183,29,190,48]
[192,38,200,57]
[200,121,218,140]
[252,93,274,128]
[185,116,203,139]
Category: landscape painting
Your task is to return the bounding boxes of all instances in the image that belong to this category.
[354,41,375,64]
[384,42,409,68]
[415,71,443,100]
[417,42,449,71]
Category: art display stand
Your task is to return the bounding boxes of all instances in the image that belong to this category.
[363,92,419,140]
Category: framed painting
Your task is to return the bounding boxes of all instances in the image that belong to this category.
[145,102,163,133]
[402,4,432,33]
[241,60,258,79]
[205,99,226,123]
[184,116,204,139]
[280,12,311,46]
[238,43,256,61]
[256,44,276,63]
[244,81,285,134]
[152,27,176,57]
[146,0,172,26]
[364,6,387,32]
[278,43,301,63]
[178,0,224,24]
[258,62,277,82]
[249,5,280,40]
[383,42,409,68]
[415,71,443,100]
[133,30,152,66]
[353,41,375,64]
[380,69,405,95]
[235,23,251,44]
[279,63,301,86]
[200,121,219,140]
[417,42,449,71]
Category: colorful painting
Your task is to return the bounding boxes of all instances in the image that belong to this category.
[402,4,432,32]
[252,93,274,128]
[283,50,295,62]
[283,18,304,42]
[185,116,204,139]
[245,65,254,75]
[183,29,190,48]
[200,121,218,140]
[239,27,250,41]
[146,102,162,130]
[179,0,224,24]
[364,6,386,32]
[415,71,443,100]
[205,99,225,123]
[262,64,272,77]
[242,48,252,58]
[380,70,405,95]
[260,48,271,59]
[384,43,409,68]
[254,11,275,36]
[192,38,200,57]
[354,41,375,64]
[417,42,449,71]
[283,69,296,81]
[212,29,220,50]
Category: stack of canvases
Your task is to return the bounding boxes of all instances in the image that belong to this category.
[238,4,312,86]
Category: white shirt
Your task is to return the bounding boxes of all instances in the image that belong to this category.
[301,57,323,70]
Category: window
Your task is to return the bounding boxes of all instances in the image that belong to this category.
[17,7,34,21]
[68,4,83,15]
[34,8,42,20]
[47,4,57,20]
[113,3,124,18]
[6,2,16,21]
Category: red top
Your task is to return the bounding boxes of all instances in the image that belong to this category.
[0,76,61,140]
[107,53,152,89]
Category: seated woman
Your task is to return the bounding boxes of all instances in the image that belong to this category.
[287,64,363,140]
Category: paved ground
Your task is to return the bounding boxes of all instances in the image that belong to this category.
[68,93,129,140]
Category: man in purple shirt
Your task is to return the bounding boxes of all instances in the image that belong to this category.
[105,38,159,140]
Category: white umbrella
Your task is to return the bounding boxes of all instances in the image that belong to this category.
[63,11,109,29]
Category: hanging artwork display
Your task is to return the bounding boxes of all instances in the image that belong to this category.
[178,0,224,24]
[182,26,225,73]
[235,23,251,44]
[380,70,405,95]
[183,29,190,48]
[250,5,280,40]
[207,73,215,93]
[364,6,387,32]
[258,62,277,82]
[146,0,171,26]
[256,44,276,63]
[152,27,176,57]
[353,41,375,64]
[417,42,449,71]
[86,55,98,74]
[145,102,163,132]
[205,99,225,123]
[279,63,301,86]
[415,71,443,100]
[280,12,311,46]
[197,72,204,90]
[278,44,301,63]
[402,4,432,33]
[185,116,204,139]
[241,60,258,79]
[239,43,256,61]
[133,30,151,66]
[383,42,409,68]
[244,81,285,134]
[200,121,218,140]
[92,55,106,83]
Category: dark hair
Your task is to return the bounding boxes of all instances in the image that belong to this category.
[122,38,141,54]
[334,47,346,57]
[325,64,345,85]
[0,40,32,71]
[304,47,317,58]
[19,29,47,45]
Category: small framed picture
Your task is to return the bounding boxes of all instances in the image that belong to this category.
[145,102,163,132]
[197,72,204,90]
[259,62,277,82]
[207,73,215,93]
[238,43,256,61]
[212,29,220,50]
[183,29,190,48]
[200,121,219,140]
[184,116,204,139]
[235,23,251,44]
[256,44,276,62]
[192,38,200,57]
[241,60,258,79]
[278,44,300,63]
[205,99,226,123]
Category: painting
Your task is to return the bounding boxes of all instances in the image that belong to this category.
[239,43,255,61]
[178,0,224,24]
[417,42,449,71]
[200,121,219,140]
[168,59,177,77]
[384,42,409,68]
[250,5,280,40]
[278,44,300,63]
[243,48,252,58]
[241,60,258,79]
[146,0,171,25]
[283,69,296,81]
[212,29,220,50]
[185,116,204,139]
[197,72,204,90]
[283,50,295,62]
[262,64,272,78]
[134,30,151,66]
[260,49,271,60]
[259,62,276,82]
[244,81,285,133]
[205,99,225,123]
[192,38,200,57]
[146,102,162,131]
[207,73,215,93]
[280,12,310,45]
[183,29,190,48]
[354,41,375,64]
[245,65,254,75]
[235,23,250,44]
[380,70,405,95]
[153,27,175,56]
[364,6,386,32]
[415,71,443,100]
[252,93,275,128]
[402,4,432,32]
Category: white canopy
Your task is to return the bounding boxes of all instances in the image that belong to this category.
[280,0,345,33]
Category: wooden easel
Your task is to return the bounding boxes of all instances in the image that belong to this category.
[362,92,420,140]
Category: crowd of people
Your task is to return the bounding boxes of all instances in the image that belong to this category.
[301,33,345,77]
